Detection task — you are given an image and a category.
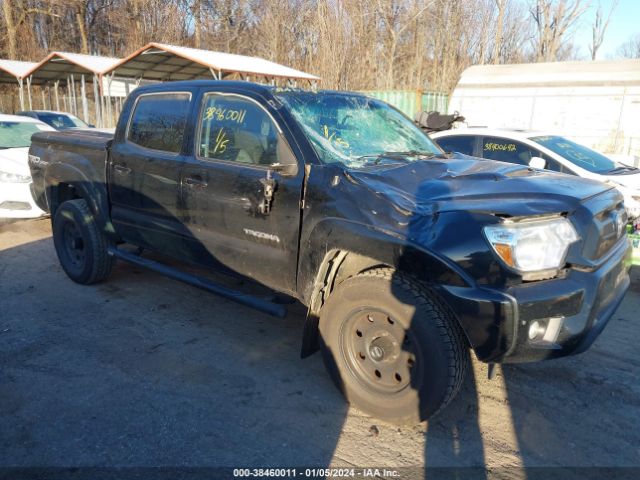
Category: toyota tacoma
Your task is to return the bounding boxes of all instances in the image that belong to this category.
[28,81,632,424]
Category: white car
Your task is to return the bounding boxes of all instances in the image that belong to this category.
[431,127,640,220]
[0,114,55,219]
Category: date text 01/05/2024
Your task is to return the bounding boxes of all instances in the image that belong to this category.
[233,468,400,478]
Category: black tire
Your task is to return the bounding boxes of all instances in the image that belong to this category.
[52,199,114,284]
[318,268,469,425]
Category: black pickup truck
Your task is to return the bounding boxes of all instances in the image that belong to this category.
[28,81,631,424]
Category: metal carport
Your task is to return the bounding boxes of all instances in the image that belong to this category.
[104,42,320,84]
[21,52,120,126]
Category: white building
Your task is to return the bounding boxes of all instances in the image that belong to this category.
[448,59,640,158]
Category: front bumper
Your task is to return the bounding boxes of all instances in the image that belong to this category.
[438,235,632,363]
[0,181,46,219]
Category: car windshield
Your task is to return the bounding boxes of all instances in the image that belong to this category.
[0,121,45,149]
[530,135,616,174]
[275,91,441,168]
[37,113,88,129]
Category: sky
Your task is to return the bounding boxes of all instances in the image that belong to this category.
[571,0,640,59]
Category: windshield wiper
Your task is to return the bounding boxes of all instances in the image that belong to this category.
[357,150,444,165]
[608,165,638,174]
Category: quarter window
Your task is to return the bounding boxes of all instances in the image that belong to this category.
[127,93,191,153]
[482,137,534,166]
[198,93,282,165]
[435,135,476,156]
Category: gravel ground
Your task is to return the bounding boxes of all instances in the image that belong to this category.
[1,218,639,478]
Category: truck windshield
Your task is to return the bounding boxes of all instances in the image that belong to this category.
[0,121,45,149]
[276,91,441,168]
[530,135,616,174]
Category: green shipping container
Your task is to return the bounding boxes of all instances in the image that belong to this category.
[359,90,449,119]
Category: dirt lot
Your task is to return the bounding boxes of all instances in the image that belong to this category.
[1,218,639,477]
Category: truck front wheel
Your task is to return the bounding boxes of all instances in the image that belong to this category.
[318,268,469,425]
[52,199,114,285]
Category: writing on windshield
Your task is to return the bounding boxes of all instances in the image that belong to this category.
[531,135,615,174]
[276,91,440,168]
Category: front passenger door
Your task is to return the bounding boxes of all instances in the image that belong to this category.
[181,92,304,294]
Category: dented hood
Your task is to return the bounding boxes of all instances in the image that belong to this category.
[345,156,612,217]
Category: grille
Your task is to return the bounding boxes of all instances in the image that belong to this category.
[566,188,626,266]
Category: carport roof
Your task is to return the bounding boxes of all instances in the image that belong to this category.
[23,52,121,84]
[0,59,36,83]
[104,42,320,82]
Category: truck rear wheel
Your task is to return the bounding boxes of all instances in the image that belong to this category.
[52,199,114,285]
[318,268,469,425]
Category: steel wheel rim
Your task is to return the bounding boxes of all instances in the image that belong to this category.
[340,308,418,395]
[63,221,85,268]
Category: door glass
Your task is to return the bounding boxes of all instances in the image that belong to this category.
[198,94,282,165]
[435,135,476,156]
[127,93,191,153]
[482,137,534,165]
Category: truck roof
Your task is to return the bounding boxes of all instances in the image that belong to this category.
[130,80,369,99]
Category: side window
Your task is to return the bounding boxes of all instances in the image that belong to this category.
[198,93,282,166]
[536,151,576,175]
[482,137,534,166]
[435,135,476,156]
[127,93,191,153]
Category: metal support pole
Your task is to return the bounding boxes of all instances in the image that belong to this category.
[106,73,113,127]
[93,74,102,128]
[18,78,24,111]
[69,75,77,116]
[26,76,33,110]
[54,80,60,111]
[81,74,89,123]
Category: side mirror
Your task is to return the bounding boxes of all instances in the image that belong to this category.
[529,156,547,169]
[270,162,298,176]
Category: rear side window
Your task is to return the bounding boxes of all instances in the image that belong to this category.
[482,137,534,165]
[127,93,191,153]
[435,135,476,156]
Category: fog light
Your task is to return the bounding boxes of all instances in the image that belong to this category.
[528,320,546,341]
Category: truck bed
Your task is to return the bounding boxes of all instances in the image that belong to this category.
[29,129,115,214]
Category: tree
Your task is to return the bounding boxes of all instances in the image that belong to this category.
[589,0,618,60]
[530,0,588,62]
[615,34,640,59]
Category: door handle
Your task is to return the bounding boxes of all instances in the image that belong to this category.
[184,175,208,188]
[113,164,131,175]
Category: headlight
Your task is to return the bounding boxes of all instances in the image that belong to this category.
[0,171,31,183]
[484,217,579,276]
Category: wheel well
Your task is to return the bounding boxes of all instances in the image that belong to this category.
[309,250,390,317]
[49,183,81,216]
[302,249,469,358]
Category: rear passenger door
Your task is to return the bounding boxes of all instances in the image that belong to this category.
[109,91,192,256]
[180,91,304,293]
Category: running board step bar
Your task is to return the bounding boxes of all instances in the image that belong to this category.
[107,247,287,318]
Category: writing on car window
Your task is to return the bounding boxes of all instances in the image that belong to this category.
[484,142,517,152]
[275,91,440,168]
[198,94,282,166]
